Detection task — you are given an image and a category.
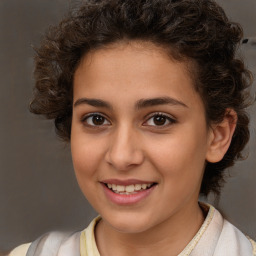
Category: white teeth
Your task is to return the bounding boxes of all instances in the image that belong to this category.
[116,185,125,192]
[134,184,142,190]
[106,183,153,194]
[142,184,147,189]
[126,185,135,193]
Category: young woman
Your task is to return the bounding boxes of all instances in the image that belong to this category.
[9,0,255,255]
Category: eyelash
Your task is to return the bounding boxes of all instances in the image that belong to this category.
[81,112,111,127]
[143,112,176,127]
[81,112,176,128]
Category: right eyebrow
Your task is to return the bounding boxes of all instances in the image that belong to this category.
[73,98,113,110]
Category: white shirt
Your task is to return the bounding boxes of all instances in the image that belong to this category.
[9,204,256,256]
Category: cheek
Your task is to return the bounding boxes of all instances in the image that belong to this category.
[71,133,104,187]
[147,129,207,187]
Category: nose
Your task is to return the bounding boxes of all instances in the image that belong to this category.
[105,124,144,171]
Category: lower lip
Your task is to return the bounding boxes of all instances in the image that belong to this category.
[101,184,156,205]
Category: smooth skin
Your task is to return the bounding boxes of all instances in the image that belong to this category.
[71,41,236,256]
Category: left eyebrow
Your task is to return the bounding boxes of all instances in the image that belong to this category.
[135,97,188,109]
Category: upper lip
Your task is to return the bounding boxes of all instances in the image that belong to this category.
[100,179,156,186]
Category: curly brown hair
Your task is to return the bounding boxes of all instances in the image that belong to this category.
[30,0,252,196]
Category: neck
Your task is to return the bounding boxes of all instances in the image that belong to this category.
[95,201,205,256]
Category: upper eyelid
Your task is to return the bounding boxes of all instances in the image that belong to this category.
[81,112,110,121]
[145,112,176,121]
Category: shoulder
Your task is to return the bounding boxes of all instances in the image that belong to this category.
[214,209,256,256]
[8,231,79,256]
[7,217,101,256]
[196,203,256,256]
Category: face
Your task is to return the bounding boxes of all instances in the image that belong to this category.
[71,42,213,234]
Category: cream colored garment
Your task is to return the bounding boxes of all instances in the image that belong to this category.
[9,204,256,256]
[8,244,30,256]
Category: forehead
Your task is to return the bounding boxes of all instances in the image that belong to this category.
[73,41,201,109]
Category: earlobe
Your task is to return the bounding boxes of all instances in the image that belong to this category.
[206,109,237,163]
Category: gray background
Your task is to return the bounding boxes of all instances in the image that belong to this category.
[0,0,255,254]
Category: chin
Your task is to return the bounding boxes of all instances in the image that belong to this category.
[112,222,151,234]
[103,211,155,234]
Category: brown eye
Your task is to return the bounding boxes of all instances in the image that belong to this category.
[144,113,176,127]
[92,115,105,125]
[153,115,167,126]
[83,113,110,126]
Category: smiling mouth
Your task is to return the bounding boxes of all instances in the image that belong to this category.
[104,183,157,195]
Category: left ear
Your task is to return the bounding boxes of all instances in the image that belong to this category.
[206,109,237,163]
